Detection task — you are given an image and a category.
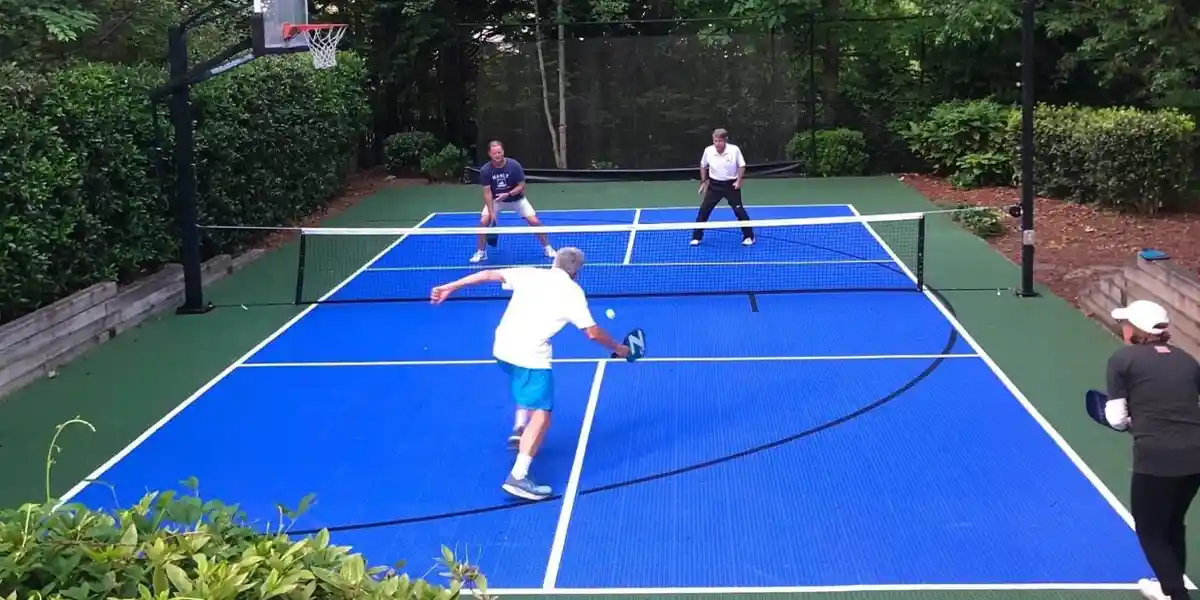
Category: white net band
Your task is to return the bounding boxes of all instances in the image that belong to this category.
[291,211,930,237]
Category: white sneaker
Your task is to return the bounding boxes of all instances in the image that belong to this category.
[742,237,755,246]
[470,250,486,263]
[1139,579,1169,600]
[544,245,556,258]
[689,239,700,246]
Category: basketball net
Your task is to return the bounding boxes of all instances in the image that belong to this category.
[298,24,347,69]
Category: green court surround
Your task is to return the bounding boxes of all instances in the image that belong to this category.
[0,175,1169,600]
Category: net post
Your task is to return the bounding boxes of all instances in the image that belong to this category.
[915,214,926,290]
[293,232,308,305]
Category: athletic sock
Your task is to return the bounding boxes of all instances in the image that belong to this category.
[511,453,533,480]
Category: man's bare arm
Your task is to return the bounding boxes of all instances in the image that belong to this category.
[431,269,506,303]
[583,324,629,356]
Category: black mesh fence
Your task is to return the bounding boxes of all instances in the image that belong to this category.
[473,24,802,170]
[465,16,931,174]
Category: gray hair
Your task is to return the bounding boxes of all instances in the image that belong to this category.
[712,128,728,140]
[553,247,585,276]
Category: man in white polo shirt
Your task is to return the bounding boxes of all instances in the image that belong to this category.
[692,128,754,246]
[430,247,630,501]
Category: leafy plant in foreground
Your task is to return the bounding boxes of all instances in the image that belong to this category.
[1,418,492,600]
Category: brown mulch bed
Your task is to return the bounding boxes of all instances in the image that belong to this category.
[899,173,1200,305]
[252,167,428,253]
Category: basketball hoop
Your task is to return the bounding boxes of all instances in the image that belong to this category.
[282,23,347,69]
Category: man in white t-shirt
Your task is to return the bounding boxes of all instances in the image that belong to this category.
[430,247,630,500]
[693,128,754,246]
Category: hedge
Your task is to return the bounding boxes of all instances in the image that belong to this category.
[1013,104,1196,213]
[382,131,469,182]
[900,99,1198,213]
[192,54,370,254]
[0,54,369,324]
[897,99,1013,189]
[0,419,487,600]
[784,129,870,177]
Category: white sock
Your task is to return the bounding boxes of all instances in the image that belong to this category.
[515,409,530,429]
[511,453,533,480]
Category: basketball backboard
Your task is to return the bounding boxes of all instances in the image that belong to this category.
[251,0,309,55]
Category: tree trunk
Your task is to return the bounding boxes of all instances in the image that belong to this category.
[556,0,567,168]
[533,13,563,167]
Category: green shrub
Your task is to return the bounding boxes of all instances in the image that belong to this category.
[1010,104,1197,213]
[900,99,1015,188]
[0,493,487,600]
[384,132,441,177]
[950,151,1012,189]
[0,53,371,324]
[0,68,89,323]
[40,64,176,283]
[193,52,371,255]
[785,129,869,177]
[949,203,1006,238]
[420,143,469,182]
[904,99,1196,211]
[0,420,489,600]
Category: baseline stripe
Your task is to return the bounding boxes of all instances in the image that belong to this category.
[238,354,981,369]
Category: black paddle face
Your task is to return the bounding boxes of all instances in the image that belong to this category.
[1085,389,1126,433]
[486,221,498,247]
[612,328,646,362]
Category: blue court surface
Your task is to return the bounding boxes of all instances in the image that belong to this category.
[65,203,1164,594]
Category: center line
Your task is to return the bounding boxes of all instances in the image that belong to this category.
[543,361,606,588]
[622,208,642,265]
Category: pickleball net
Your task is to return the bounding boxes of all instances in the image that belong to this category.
[280,211,926,304]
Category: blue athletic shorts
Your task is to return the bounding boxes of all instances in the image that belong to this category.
[497,360,554,411]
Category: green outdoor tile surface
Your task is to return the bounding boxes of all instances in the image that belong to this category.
[0,175,1174,600]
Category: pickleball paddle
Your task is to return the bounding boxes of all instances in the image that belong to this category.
[1085,389,1127,432]
[612,328,646,362]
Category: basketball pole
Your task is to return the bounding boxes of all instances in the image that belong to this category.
[152,1,254,316]
[165,23,211,316]
[1016,0,1039,298]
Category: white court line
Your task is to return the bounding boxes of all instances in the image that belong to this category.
[483,583,1152,596]
[363,259,894,273]
[621,208,641,265]
[543,362,605,589]
[53,214,438,507]
[237,354,980,369]
[847,204,1198,591]
[433,203,853,216]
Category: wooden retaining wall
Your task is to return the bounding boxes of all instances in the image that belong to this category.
[1079,255,1200,357]
[0,250,263,400]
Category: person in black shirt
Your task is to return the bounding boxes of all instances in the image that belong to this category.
[1105,300,1200,600]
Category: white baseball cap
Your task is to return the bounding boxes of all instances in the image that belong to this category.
[1111,300,1169,335]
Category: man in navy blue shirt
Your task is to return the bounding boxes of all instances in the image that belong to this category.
[471,140,555,263]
